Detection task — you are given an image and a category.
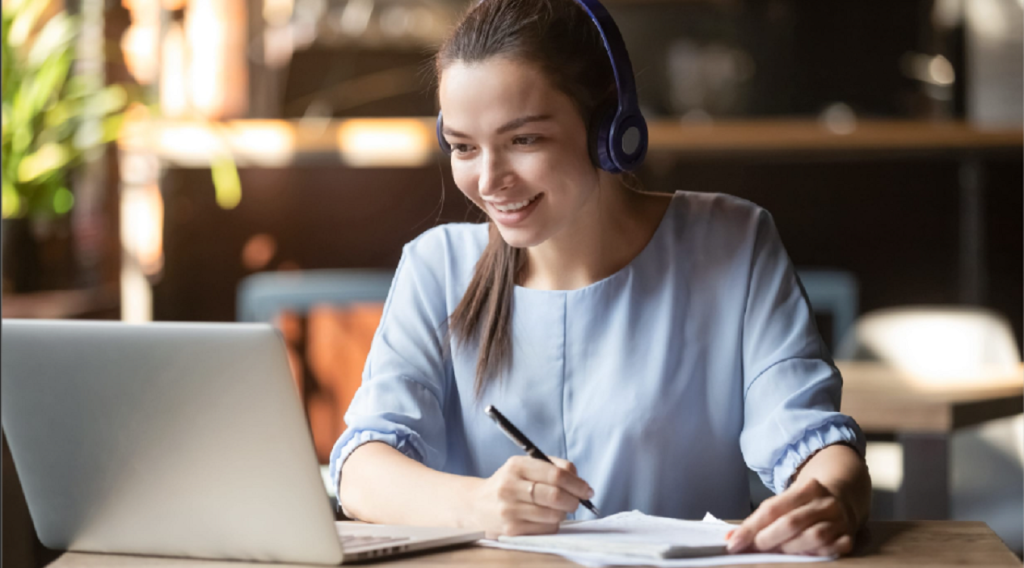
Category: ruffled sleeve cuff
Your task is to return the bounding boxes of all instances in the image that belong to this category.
[329,429,427,519]
[763,416,866,495]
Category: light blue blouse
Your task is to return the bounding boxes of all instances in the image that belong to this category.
[329,191,865,521]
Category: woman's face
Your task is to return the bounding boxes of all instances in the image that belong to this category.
[439,57,600,249]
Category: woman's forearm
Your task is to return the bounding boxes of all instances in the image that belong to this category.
[794,444,872,529]
[339,441,481,528]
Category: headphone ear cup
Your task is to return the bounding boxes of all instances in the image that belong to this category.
[587,102,619,173]
[436,111,452,155]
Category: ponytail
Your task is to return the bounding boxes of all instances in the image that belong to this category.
[449,223,522,398]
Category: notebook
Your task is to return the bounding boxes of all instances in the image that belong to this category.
[487,511,830,567]
[497,510,730,559]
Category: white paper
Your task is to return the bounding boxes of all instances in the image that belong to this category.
[480,510,831,567]
[700,512,729,525]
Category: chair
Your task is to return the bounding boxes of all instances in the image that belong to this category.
[835,306,1021,377]
[237,269,395,324]
[237,269,395,465]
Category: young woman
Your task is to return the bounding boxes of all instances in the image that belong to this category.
[330,0,871,556]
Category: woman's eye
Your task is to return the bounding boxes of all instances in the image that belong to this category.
[450,143,472,154]
[512,135,539,146]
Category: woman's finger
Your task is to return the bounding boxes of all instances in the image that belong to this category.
[490,519,559,538]
[503,500,567,525]
[727,478,826,553]
[512,456,593,501]
[529,481,583,512]
[777,520,844,556]
[808,533,854,557]
[752,498,833,552]
[549,457,578,476]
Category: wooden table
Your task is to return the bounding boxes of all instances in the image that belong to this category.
[46,521,1022,567]
[836,361,1024,521]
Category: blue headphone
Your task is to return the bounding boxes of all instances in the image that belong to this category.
[435,0,648,173]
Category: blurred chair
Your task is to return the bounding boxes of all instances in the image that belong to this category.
[835,305,1023,553]
[237,269,394,466]
[795,268,859,353]
[836,306,1021,375]
[238,269,395,324]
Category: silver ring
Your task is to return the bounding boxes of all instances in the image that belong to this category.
[529,481,537,504]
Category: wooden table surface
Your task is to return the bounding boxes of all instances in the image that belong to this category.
[47,521,1020,568]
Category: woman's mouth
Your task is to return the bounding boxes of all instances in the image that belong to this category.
[487,193,543,226]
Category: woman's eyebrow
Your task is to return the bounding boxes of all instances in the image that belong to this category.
[442,114,553,139]
[496,114,552,134]
[442,127,470,139]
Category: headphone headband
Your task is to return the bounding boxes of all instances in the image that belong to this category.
[573,0,636,112]
[437,0,647,173]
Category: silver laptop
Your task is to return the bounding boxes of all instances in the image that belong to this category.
[1,319,483,564]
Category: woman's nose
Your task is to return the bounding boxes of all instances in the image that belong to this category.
[478,151,512,196]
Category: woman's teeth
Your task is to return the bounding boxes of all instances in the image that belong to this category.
[494,194,539,213]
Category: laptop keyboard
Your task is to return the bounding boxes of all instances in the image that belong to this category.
[339,534,411,549]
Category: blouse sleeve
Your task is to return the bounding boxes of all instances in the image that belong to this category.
[739,209,865,495]
[328,235,452,505]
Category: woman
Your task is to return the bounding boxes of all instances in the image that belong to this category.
[330,0,871,556]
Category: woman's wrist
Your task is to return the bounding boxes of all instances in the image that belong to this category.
[795,444,871,530]
[451,475,485,530]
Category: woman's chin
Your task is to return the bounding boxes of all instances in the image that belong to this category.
[494,226,545,249]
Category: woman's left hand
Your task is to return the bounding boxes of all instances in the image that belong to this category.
[725,476,855,557]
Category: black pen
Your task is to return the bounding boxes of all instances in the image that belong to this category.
[485,404,601,517]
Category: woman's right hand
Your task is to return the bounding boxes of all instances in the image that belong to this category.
[468,456,595,538]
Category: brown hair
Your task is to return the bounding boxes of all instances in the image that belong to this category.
[437,0,617,397]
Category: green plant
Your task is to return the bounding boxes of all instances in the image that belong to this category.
[1,0,127,219]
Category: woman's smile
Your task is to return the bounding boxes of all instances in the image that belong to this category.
[485,193,544,226]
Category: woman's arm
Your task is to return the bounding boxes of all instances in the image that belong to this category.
[340,442,478,527]
[726,444,871,556]
[340,441,594,537]
[732,207,870,555]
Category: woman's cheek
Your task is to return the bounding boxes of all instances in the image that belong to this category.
[538,145,589,178]
[451,164,479,201]
[515,151,559,184]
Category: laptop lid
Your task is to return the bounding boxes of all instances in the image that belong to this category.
[1,319,345,565]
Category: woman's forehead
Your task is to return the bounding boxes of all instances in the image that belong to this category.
[439,58,576,133]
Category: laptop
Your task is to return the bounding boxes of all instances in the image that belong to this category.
[1,319,483,564]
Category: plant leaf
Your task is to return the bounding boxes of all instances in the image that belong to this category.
[93,84,128,116]
[6,0,49,49]
[2,176,23,218]
[17,142,69,183]
[27,13,77,69]
[99,112,126,144]
[22,48,72,121]
[212,156,242,210]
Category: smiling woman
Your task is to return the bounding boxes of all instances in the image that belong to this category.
[331,0,871,556]
[434,0,663,394]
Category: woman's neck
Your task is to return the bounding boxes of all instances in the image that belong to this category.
[518,179,671,291]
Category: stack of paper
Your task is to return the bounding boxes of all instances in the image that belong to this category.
[482,510,831,567]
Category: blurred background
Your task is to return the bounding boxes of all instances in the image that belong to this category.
[2,0,1022,565]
